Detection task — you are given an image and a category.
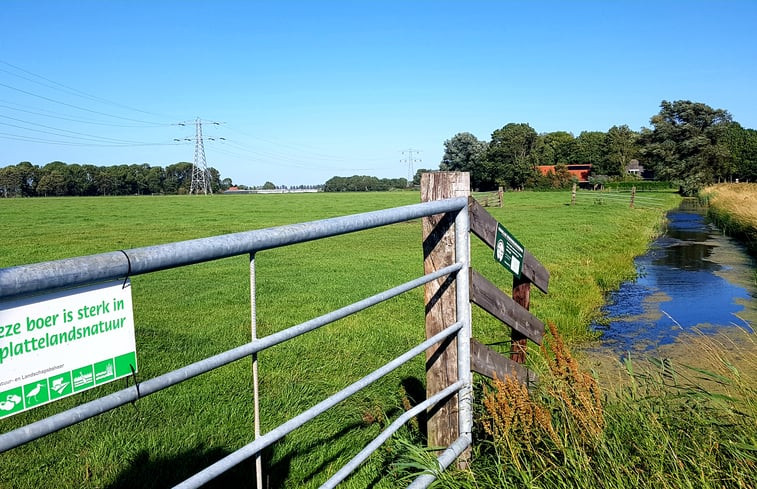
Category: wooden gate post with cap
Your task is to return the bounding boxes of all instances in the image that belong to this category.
[421,171,470,451]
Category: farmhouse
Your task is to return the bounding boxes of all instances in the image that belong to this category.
[537,164,592,182]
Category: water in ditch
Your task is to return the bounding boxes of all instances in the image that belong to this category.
[591,198,756,357]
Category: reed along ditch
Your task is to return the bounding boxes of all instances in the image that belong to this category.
[591,198,757,357]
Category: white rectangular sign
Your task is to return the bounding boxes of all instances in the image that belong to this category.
[0,280,137,419]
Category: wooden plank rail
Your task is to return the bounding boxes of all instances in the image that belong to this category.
[469,268,545,344]
[470,339,538,384]
[468,197,549,294]
[467,196,550,365]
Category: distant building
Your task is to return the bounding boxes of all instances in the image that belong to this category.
[626,159,644,176]
[537,164,592,182]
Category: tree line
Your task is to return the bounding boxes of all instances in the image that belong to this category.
[0,161,227,197]
[323,175,408,192]
[434,100,757,195]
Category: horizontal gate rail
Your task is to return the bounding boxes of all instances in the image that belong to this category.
[0,197,468,300]
[174,321,465,489]
[320,381,465,489]
[0,262,463,453]
[407,434,473,489]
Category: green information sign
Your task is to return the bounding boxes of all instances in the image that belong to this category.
[494,223,525,277]
[0,281,137,419]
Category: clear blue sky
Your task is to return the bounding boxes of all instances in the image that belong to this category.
[2,0,755,187]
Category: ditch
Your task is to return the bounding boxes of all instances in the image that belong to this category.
[590,198,756,359]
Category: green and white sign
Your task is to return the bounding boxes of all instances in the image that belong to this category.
[0,280,137,419]
[494,223,525,278]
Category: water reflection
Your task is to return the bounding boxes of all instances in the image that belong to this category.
[593,201,756,353]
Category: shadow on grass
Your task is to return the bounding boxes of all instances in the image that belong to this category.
[108,377,430,488]
[105,444,254,489]
[266,420,367,488]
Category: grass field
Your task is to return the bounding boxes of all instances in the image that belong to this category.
[0,190,680,488]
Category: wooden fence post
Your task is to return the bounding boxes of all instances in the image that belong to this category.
[630,185,636,208]
[571,183,577,206]
[498,186,504,207]
[421,171,470,451]
[510,276,531,363]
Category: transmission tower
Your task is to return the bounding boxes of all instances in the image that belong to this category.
[401,148,421,186]
[189,117,212,195]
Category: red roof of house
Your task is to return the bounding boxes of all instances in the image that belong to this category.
[537,164,592,182]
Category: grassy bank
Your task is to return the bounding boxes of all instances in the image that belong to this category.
[701,183,757,249]
[408,326,757,489]
[0,190,678,488]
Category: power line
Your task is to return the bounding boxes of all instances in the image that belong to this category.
[0,131,178,147]
[0,100,170,127]
[0,81,169,125]
[223,125,387,162]
[0,59,177,121]
[0,114,165,145]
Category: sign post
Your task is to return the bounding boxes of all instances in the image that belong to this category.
[491,222,531,363]
[0,281,137,419]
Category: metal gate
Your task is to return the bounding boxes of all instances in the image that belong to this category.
[0,196,472,488]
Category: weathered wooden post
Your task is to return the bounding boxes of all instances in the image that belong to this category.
[571,183,577,206]
[421,171,470,452]
[510,276,530,363]
[498,186,504,207]
[630,185,636,208]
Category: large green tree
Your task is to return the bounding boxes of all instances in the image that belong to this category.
[726,122,757,182]
[485,123,538,190]
[439,132,488,188]
[0,165,22,197]
[641,100,733,195]
[535,131,576,166]
[606,125,640,176]
[574,131,608,173]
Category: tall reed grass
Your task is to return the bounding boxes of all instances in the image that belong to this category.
[701,183,757,247]
[396,327,757,488]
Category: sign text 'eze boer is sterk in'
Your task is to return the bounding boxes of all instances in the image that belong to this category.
[0,281,137,419]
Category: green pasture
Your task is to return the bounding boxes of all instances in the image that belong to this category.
[0,190,679,488]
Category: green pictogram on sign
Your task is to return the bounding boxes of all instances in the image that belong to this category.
[48,372,73,401]
[0,351,138,419]
[94,359,115,385]
[23,380,49,408]
[72,365,95,392]
[0,387,24,416]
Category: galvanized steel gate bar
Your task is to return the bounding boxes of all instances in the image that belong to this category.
[0,197,472,488]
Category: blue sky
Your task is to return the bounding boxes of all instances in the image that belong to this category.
[1,1,755,187]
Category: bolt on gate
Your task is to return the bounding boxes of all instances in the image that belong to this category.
[0,172,548,488]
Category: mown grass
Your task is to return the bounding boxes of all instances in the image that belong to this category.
[0,190,679,488]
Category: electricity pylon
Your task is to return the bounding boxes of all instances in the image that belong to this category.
[189,117,212,195]
[401,148,421,186]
